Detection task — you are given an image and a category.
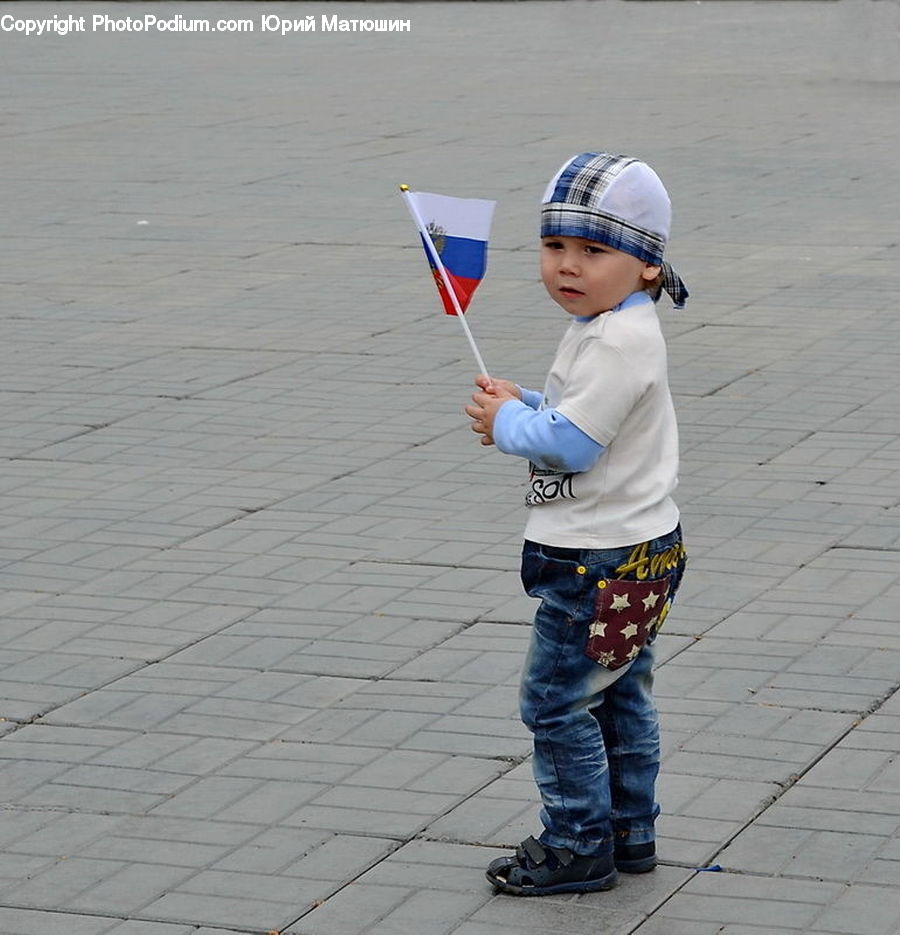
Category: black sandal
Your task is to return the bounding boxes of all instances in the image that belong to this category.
[486,836,618,896]
[615,840,657,874]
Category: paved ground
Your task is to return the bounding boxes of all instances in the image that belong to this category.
[1,1,898,933]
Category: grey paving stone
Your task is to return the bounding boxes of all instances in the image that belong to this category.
[283,881,412,935]
[220,741,374,786]
[251,831,400,883]
[813,883,900,935]
[67,863,195,916]
[764,788,900,836]
[283,803,434,839]
[651,872,844,929]
[143,888,315,933]
[675,778,782,824]
[311,784,460,819]
[0,908,139,935]
[720,826,887,882]
[104,923,211,935]
[0,757,81,801]
[656,814,749,867]
[631,920,723,935]
[362,889,490,935]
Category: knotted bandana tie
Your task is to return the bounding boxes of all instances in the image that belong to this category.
[660,261,689,310]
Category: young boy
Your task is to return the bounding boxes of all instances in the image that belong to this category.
[465,152,689,896]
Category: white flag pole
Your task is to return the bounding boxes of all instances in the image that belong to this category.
[400,185,490,379]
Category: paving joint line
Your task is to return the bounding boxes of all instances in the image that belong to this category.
[287,762,532,934]
[277,774,520,934]
[698,678,900,864]
[833,543,900,553]
[350,558,512,572]
[0,900,274,935]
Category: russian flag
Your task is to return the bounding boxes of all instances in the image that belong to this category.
[405,190,495,315]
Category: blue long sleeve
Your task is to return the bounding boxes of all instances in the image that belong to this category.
[493,399,605,473]
[517,387,544,410]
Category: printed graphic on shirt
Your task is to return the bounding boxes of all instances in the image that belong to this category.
[525,464,576,507]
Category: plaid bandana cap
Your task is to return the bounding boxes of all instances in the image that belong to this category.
[541,153,689,308]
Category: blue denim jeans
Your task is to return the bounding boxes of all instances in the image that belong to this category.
[519,526,686,858]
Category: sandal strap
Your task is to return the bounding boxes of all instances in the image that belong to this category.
[521,836,548,866]
[520,836,575,869]
[550,845,574,868]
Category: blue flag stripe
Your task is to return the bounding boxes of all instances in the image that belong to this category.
[420,233,487,282]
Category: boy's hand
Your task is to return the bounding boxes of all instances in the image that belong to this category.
[465,377,520,446]
[474,374,522,400]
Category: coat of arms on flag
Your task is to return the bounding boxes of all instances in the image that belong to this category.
[585,576,674,670]
[401,189,495,316]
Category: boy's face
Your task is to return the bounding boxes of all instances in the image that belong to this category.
[540,235,659,317]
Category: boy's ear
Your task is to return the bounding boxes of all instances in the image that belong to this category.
[641,264,662,281]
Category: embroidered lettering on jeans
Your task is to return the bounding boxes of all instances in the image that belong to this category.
[614,541,686,581]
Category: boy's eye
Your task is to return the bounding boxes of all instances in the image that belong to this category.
[543,240,563,250]
[585,245,606,255]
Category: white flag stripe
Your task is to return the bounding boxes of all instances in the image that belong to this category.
[408,191,495,242]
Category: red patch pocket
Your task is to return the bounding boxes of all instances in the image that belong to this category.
[585,576,673,671]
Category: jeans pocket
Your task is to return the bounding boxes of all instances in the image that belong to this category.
[521,542,584,600]
[584,575,674,670]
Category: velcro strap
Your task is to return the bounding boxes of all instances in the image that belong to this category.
[521,836,548,866]
[548,844,574,867]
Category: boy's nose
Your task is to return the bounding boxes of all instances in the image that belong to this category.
[558,252,579,274]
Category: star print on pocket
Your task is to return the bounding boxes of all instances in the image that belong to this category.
[585,576,673,670]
